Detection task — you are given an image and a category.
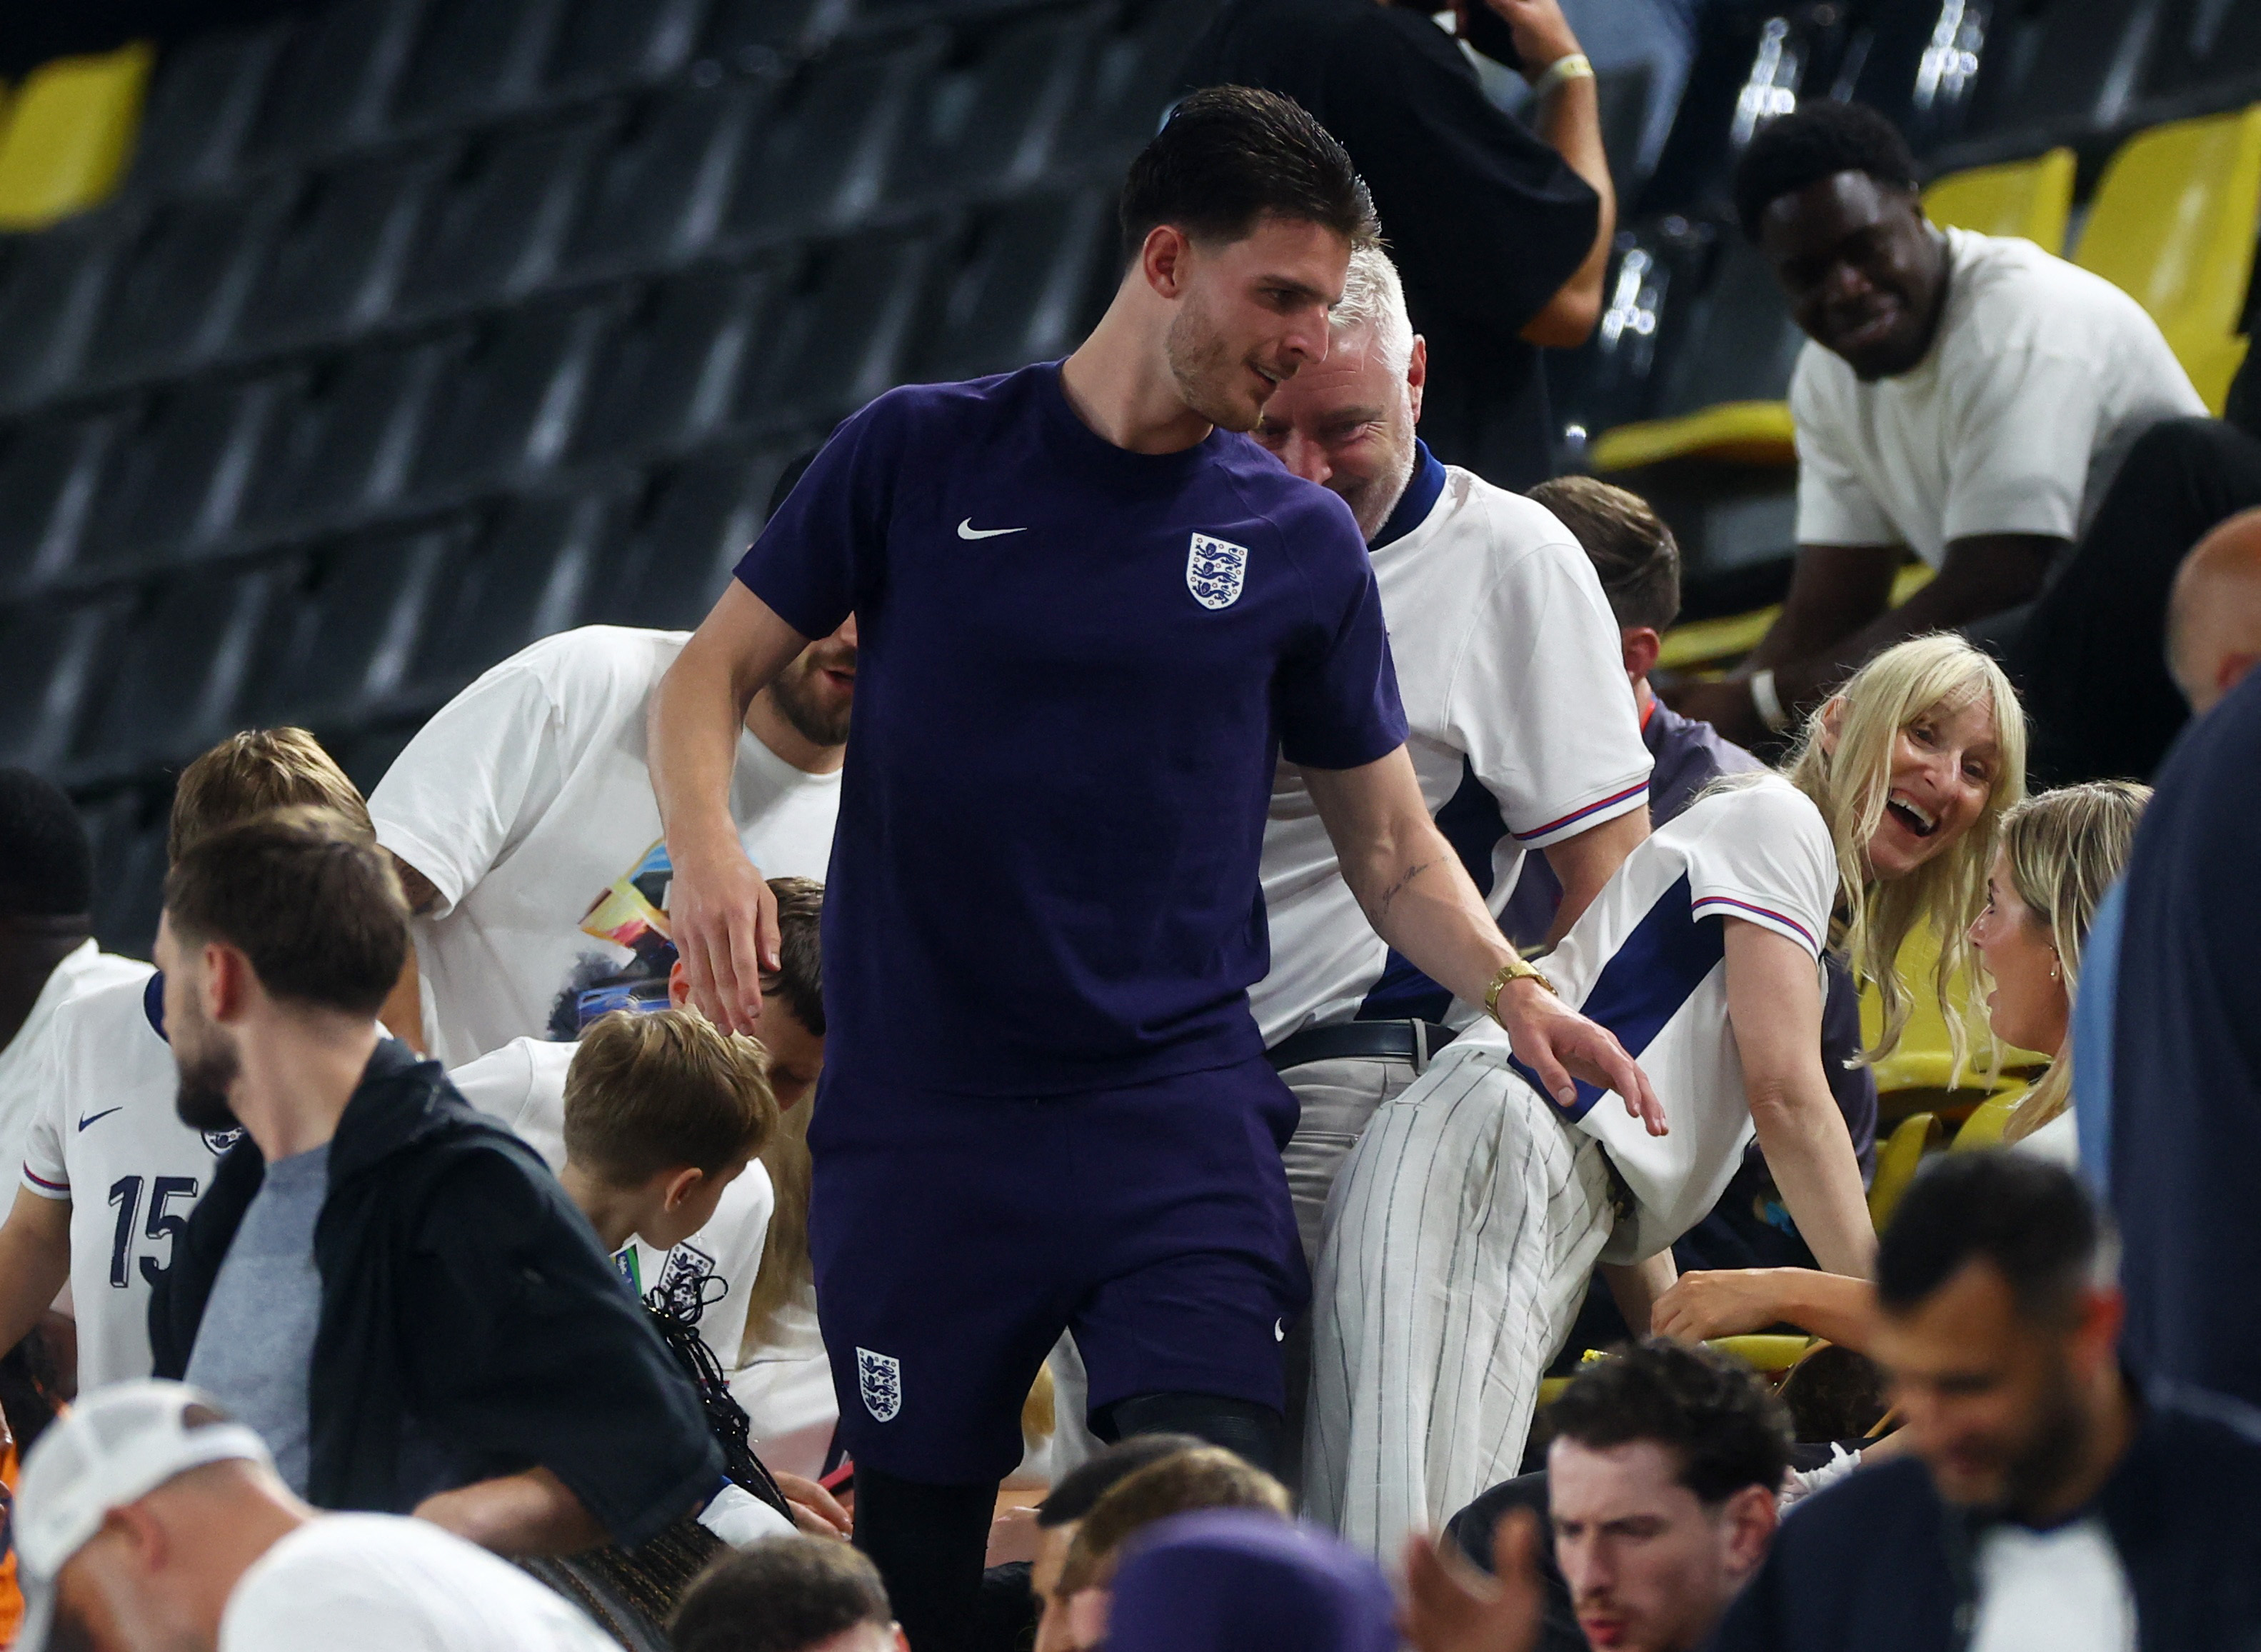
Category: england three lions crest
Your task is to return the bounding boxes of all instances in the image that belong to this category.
[1185,532,1248,609]
[856,1346,902,1423]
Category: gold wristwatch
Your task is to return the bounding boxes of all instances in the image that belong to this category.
[1484,955,1558,1025]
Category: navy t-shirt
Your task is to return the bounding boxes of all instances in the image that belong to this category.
[736,363,1408,1096]
[2112,666,2261,1409]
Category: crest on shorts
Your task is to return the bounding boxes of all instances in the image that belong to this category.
[856,1346,902,1423]
[1185,533,1248,610]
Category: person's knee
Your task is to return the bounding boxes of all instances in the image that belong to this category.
[1091,1391,1286,1476]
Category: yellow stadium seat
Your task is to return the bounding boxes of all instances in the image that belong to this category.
[2072,105,2261,414]
[0,41,153,231]
[1657,564,1935,675]
[1921,149,2076,249]
[1588,400,1798,474]
[1859,924,2047,1099]
[1708,1334,1816,1373]
[1868,1111,1941,1230]
[1950,1081,2034,1150]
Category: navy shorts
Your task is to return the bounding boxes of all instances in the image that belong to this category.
[805,1056,1308,1484]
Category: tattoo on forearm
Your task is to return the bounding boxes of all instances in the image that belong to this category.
[1370,859,1433,926]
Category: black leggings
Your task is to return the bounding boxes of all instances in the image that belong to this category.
[855,1392,1284,1652]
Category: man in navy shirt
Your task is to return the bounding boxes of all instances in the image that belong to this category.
[648,89,1655,1647]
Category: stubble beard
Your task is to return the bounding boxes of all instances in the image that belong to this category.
[770,649,854,749]
[174,1033,242,1133]
[1165,301,1263,434]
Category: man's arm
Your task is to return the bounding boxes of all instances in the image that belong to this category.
[1723,921,1874,1279]
[1538,808,1648,947]
[649,581,815,1035]
[413,1466,605,1557]
[1598,1250,1678,1336]
[1303,749,1660,1128]
[1492,0,1614,348]
[1653,1267,1877,1351]
[0,1189,71,1359]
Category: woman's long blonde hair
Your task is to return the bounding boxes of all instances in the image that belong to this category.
[737,1093,813,1358]
[1995,780,2150,1141]
[1778,634,2027,1070]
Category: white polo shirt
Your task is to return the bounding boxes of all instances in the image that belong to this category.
[1253,453,1653,1043]
[1443,774,1837,1261]
[371,627,841,1068]
[1792,229,2204,566]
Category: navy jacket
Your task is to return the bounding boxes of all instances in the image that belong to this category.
[151,1039,721,1548]
[1709,1391,2261,1652]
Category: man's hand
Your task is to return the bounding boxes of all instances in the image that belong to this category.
[775,1471,852,1539]
[1475,0,1580,73]
[1652,1269,1789,1343]
[1401,1508,1546,1652]
[1495,978,1665,1136]
[668,841,777,1036]
[1657,674,1768,747]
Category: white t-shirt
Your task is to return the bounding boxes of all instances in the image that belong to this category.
[446,1036,774,1374]
[371,626,842,1068]
[0,940,152,1173]
[1442,776,1837,1261]
[1253,466,1653,1043]
[1792,229,2204,569]
[1969,1516,2137,1652]
[2014,1106,2079,1167]
[220,1513,616,1652]
[19,973,241,1390]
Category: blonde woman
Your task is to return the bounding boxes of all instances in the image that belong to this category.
[1306,635,2025,1559]
[1655,780,2148,1347]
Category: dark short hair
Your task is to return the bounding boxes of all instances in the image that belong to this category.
[169,729,370,864]
[162,806,407,1017]
[669,1536,891,1652]
[0,769,91,918]
[1733,101,1920,242]
[1038,1433,1209,1528]
[1545,1339,1791,1503]
[1119,86,1378,264]
[1530,476,1682,632]
[766,877,824,1037]
[1877,1152,2097,1327]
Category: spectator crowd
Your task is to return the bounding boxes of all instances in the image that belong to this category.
[6,3,2261,1648]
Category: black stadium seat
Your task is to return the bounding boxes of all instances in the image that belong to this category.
[739,231,934,423]
[546,0,711,94]
[124,22,287,198]
[408,299,617,499]
[80,566,280,766]
[394,0,571,126]
[918,189,1114,382]
[573,264,777,462]
[236,146,450,351]
[240,333,464,531]
[1960,0,2168,143]
[0,219,120,413]
[244,0,427,165]
[602,444,804,633]
[410,486,624,686]
[79,374,294,571]
[884,10,1095,205]
[0,596,116,769]
[246,524,461,720]
[0,414,119,591]
[728,39,946,239]
[82,185,291,386]
[396,114,611,315]
[2144,0,2261,102]
[562,81,769,278]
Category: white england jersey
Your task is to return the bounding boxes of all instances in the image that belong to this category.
[1254,459,1652,1043]
[20,973,241,1390]
[447,1036,775,1373]
[0,940,153,1174]
[1446,774,1836,1259]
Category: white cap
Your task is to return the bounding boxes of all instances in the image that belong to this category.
[14,1381,273,1652]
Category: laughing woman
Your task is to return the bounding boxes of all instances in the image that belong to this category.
[1305,634,2026,1560]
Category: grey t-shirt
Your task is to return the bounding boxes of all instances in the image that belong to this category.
[185,1142,329,1493]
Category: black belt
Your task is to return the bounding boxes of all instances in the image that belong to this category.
[1266,1019,1460,1073]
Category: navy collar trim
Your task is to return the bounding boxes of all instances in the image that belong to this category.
[1371,441,1447,550]
[144,972,167,1043]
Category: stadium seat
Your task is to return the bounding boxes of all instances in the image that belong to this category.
[603,446,800,632]
[2071,105,2261,414]
[397,114,612,315]
[699,0,843,65]
[1960,0,2165,144]
[82,184,291,386]
[918,190,1114,383]
[1655,563,1935,674]
[81,566,279,765]
[563,81,768,277]
[544,0,708,94]
[741,232,936,423]
[0,42,155,231]
[241,334,463,530]
[1868,1111,1942,1231]
[0,596,117,768]
[2140,0,2261,104]
[1950,1081,2035,1151]
[237,146,448,350]
[408,299,618,500]
[1587,236,1805,473]
[1708,1335,1815,1374]
[245,0,425,164]
[0,216,120,411]
[246,524,460,720]
[0,414,119,590]
[79,374,292,569]
[1859,924,2049,1103]
[1057,0,1218,160]
[411,488,623,687]
[1920,147,2075,248]
[84,790,170,954]
[394,0,568,126]
[884,9,1094,204]
[126,24,285,198]
[729,39,946,239]
[573,264,777,461]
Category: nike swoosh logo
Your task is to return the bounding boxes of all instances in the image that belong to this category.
[957,519,1026,540]
[77,1108,123,1132]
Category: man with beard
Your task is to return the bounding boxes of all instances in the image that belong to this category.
[1666,103,2202,751]
[148,808,723,1556]
[649,87,1657,1651]
[1710,1152,2261,1651]
[369,611,853,1068]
